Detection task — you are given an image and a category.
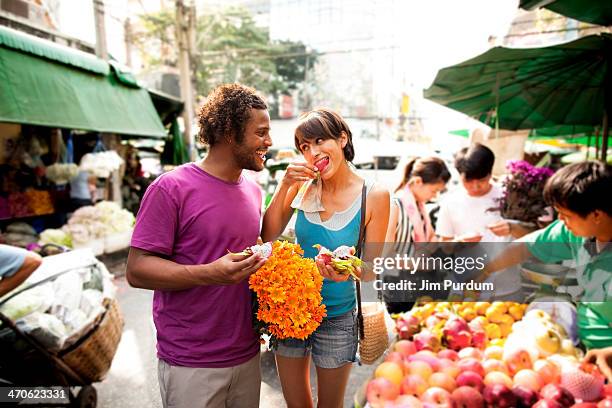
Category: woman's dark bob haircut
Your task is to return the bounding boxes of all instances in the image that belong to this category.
[294,108,355,162]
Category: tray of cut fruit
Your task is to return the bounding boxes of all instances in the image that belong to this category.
[356,301,611,408]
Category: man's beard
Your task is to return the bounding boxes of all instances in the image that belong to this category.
[232,144,264,171]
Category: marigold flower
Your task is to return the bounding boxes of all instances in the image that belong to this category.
[249,241,326,340]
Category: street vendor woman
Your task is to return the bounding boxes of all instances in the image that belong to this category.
[481,161,612,381]
[0,244,42,297]
[126,84,271,408]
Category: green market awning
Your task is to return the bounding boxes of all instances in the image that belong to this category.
[520,0,612,27]
[0,26,166,138]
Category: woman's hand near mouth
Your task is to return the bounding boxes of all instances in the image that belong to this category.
[280,162,318,188]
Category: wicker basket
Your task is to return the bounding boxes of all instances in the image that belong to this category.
[61,299,124,383]
[358,303,388,365]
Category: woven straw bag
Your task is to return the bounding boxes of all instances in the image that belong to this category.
[354,184,388,365]
[358,303,388,365]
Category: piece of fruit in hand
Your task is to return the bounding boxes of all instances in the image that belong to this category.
[229,242,273,260]
[313,244,362,280]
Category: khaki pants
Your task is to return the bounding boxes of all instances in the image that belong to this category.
[158,353,261,408]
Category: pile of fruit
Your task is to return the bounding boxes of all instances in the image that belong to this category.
[365,305,611,408]
[395,301,528,350]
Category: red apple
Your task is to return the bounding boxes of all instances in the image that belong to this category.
[406,360,433,380]
[512,385,540,408]
[438,349,460,361]
[458,347,483,360]
[366,377,400,407]
[484,371,513,388]
[391,394,423,408]
[375,362,404,386]
[482,359,509,375]
[483,384,517,408]
[409,351,441,371]
[540,384,575,407]
[534,359,560,384]
[570,403,598,408]
[385,351,404,366]
[603,384,612,399]
[451,386,485,408]
[504,349,533,375]
[394,340,417,358]
[421,387,452,407]
[513,369,543,392]
[429,372,457,393]
[400,374,428,397]
[458,358,485,378]
[456,371,485,392]
[534,400,564,408]
[438,358,460,379]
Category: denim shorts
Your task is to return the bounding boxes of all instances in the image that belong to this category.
[274,310,358,369]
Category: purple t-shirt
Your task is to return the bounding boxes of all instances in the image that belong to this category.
[131,163,262,368]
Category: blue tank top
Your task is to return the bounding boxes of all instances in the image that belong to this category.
[295,181,371,317]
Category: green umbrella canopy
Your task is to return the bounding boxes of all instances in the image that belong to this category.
[520,0,612,27]
[424,33,612,160]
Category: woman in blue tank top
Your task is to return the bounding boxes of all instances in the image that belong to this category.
[262,108,390,408]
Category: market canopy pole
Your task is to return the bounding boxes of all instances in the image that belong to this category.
[93,0,109,60]
[176,0,196,161]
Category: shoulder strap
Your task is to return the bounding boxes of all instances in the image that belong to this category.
[355,183,367,340]
[356,183,367,257]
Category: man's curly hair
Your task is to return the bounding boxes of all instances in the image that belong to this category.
[198,84,267,147]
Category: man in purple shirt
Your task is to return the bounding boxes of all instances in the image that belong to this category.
[127,84,272,408]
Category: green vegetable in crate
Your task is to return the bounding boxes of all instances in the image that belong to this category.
[313,244,362,280]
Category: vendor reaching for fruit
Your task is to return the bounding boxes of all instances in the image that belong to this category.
[481,161,612,376]
[262,108,390,408]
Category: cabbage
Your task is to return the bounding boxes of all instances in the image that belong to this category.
[95,201,135,233]
[39,229,72,248]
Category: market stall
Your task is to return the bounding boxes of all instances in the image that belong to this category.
[0,25,167,251]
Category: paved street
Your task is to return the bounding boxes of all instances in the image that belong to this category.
[95,273,376,408]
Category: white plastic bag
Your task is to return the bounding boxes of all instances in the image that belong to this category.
[0,283,55,321]
[16,312,67,352]
[80,289,104,318]
[52,271,83,311]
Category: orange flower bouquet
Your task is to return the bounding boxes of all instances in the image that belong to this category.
[249,241,326,342]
